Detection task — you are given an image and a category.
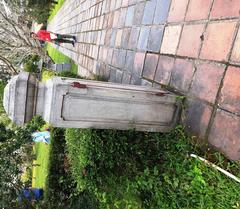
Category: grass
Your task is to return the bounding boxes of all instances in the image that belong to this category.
[32,143,50,190]
[45,43,78,75]
[48,0,66,22]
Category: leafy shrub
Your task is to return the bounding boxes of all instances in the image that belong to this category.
[66,127,240,209]
[25,115,45,133]
[41,128,98,209]
[24,55,40,73]
[58,70,79,78]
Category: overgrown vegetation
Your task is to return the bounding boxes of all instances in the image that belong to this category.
[23,54,40,73]
[65,127,240,209]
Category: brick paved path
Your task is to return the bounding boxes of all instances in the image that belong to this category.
[48,0,240,160]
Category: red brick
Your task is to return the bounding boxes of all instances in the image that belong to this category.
[160,25,182,54]
[190,62,225,103]
[219,66,240,114]
[122,72,131,84]
[185,0,212,21]
[231,28,240,62]
[118,8,127,27]
[200,21,237,61]
[168,0,189,22]
[142,53,159,80]
[125,50,135,72]
[177,23,205,58]
[121,28,131,48]
[210,0,240,19]
[122,0,129,7]
[115,29,123,47]
[154,55,175,85]
[125,5,135,26]
[208,109,240,160]
[184,99,213,139]
[170,59,194,92]
[128,27,140,49]
[107,12,114,28]
[133,52,145,77]
[113,10,120,28]
[133,2,145,25]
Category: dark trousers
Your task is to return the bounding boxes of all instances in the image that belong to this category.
[52,34,75,44]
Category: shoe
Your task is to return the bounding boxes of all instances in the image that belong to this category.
[73,36,77,43]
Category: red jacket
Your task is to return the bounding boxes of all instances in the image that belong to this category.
[36,30,52,42]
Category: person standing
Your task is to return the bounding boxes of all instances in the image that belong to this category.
[30,30,77,47]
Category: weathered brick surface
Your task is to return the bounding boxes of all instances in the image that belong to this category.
[170,59,195,92]
[153,0,171,24]
[208,109,240,160]
[133,2,145,25]
[125,5,135,26]
[168,0,189,22]
[147,26,164,52]
[219,66,240,114]
[142,0,157,25]
[137,27,151,50]
[154,55,174,85]
[200,21,237,62]
[128,27,140,49]
[177,24,205,58]
[184,99,213,139]
[122,72,131,84]
[142,53,159,80]
[161,25,182,54]
[133,52,145,77]
[189,62,225,103]
[185,0,212,21]
[231,28,240,63]
[210,0,240,19]
[121,28,131,48]
[125,50,135,73]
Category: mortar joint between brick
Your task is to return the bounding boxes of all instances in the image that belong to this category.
[204,63,228,140]
[226,18,240,62]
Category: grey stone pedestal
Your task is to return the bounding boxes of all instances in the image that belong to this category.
[3,72,181,132]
